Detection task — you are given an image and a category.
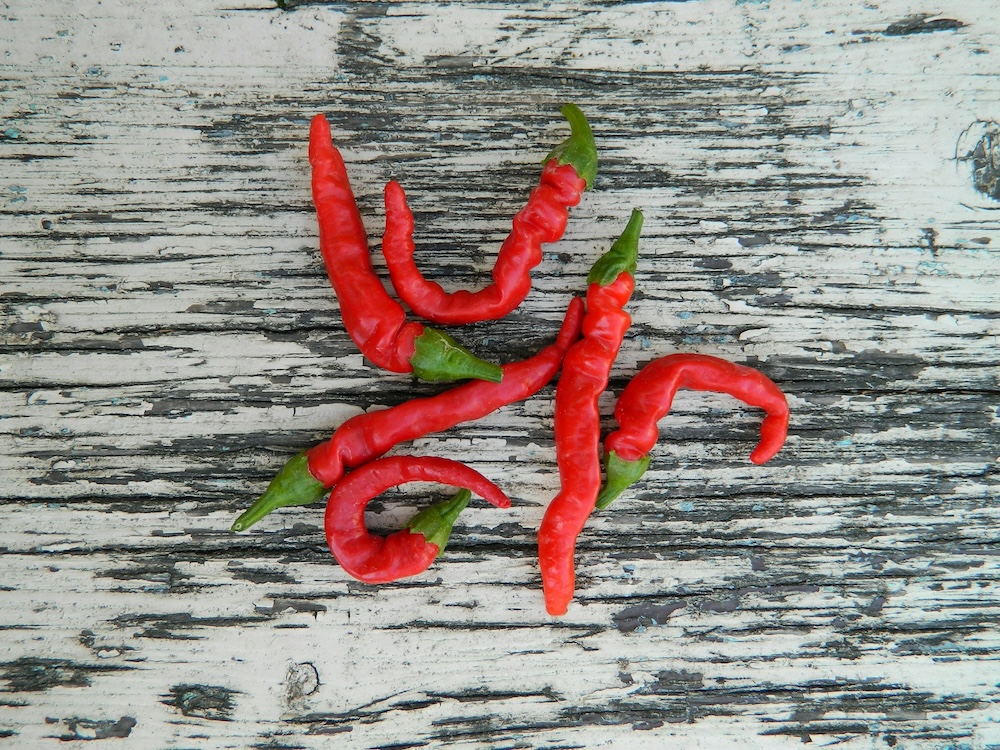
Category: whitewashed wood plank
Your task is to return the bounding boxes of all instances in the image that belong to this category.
[3,0,999,747]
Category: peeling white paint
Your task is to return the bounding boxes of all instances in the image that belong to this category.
[1,0,998,748]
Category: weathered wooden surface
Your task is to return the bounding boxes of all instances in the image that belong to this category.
[2,0,999,747]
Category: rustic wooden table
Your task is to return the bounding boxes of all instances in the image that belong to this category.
[3,1,999,747]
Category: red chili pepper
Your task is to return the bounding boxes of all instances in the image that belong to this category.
[379,104,597,325]
[231,297,585,532]
[325,455,510,583]
[537,210,644,616]
[596,353,790,510]
[309,114,502,383]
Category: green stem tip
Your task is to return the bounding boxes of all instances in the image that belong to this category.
[411,327,503,383]
[546,103,598,190]
[595,450,651,510]
[587,209,644,286]
[406,488,472,554]
[230,452,328,532]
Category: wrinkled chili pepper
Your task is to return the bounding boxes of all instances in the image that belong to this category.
[380,104,597,325]
[596,353,790,509]
[310,114,501,383]
[537,209,643,617]
[231,297,585,532]
[325,455,510,583]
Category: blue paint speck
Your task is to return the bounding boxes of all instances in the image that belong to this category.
[917,261,948,276]
[678,501,695,512]
[4,127,19,139]
[677,311,694,320]
[159,75,169,82]
[9,185,27,193]
[836,438,853,447]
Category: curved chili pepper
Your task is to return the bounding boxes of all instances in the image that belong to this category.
[231,297,585,532]
[309,114,501,383]
[537,209,644,617]
[325,455,510,583]
[595,353,790,510]
[379,104,597,325]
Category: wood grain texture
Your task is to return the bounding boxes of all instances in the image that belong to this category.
[2,0,998,747]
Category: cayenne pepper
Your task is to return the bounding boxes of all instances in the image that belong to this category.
[310,114,502,383]
[380,104,597,325]
[595,353,790,509]
[231,297,585,532]
[537,210,644,617]
[325,455,510,583]
[225,106,799,615]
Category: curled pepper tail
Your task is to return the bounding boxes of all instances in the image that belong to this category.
[546,103,598,190]
[750,410,790,464]
[325,456,510,583]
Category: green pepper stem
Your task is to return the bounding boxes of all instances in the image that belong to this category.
[410,327,503,383]
[595,450,651,510]
[406,488,472,554]
[545,103,598,190]
[587,209,644,286]
[230,452,328,532]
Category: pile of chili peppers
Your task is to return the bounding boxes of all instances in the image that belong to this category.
[232,104,790,616]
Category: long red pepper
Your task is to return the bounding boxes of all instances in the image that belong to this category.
[309,114,501,383]
[380,104,597,325]
[325,455,510,583]
[595,353,790,509]
[231,297,585,532]
[537,210,644,617]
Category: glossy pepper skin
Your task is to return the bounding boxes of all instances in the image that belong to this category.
[230,297,585,532]
[596,353,790,509]
[537,210,643,617]
[325,455,510,583]
[309,114,501,383]
[380,104,597,325]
